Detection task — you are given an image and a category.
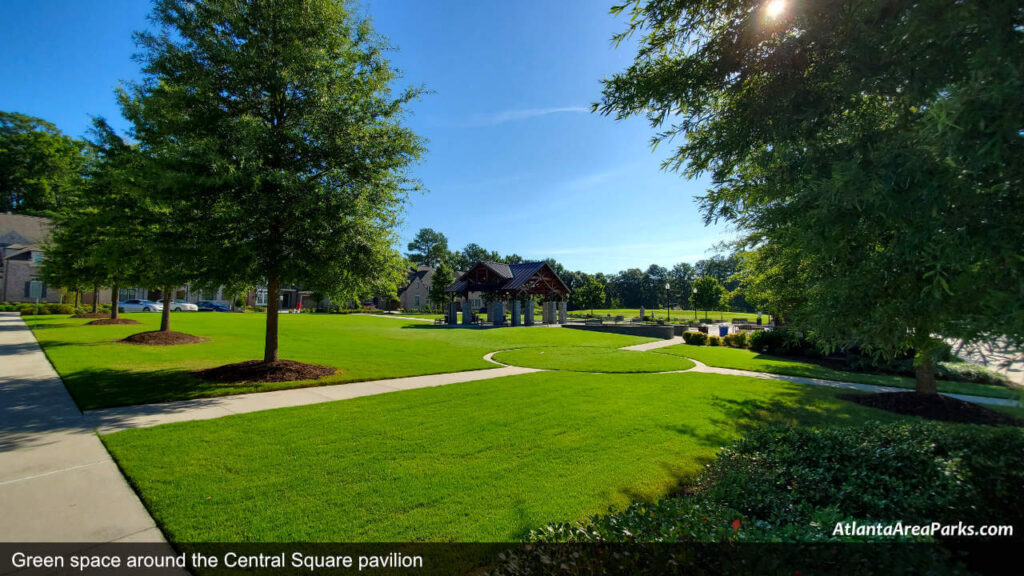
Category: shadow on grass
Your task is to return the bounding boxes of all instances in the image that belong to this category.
[62,367,237,412]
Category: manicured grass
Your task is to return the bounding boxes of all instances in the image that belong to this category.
[492,346,695,373]
[567,308,763,322]
[659,344,1019,400]
[101,370,904,542]
[26,314,652,410]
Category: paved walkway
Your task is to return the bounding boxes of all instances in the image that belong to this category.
[86,365,542,433]
[620,336,684,351]
[951,338,1024,388]
[685,359,1018,407]
[0,313,164,543]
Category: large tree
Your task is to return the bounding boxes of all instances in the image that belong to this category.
[0,112,90,215]
[406,228,449,267]
[575,276,606,316]
[122,0,425,365]
[691,276,724,321]
[428,260,454,312]
[598,0,1024,393]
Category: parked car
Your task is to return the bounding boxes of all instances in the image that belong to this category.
[196,301,231,312]
[171,299,198,312]
[119,299,163,312]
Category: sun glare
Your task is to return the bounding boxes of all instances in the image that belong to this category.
[765,0,787,19]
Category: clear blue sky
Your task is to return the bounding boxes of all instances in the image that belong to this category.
[0,0,733,274]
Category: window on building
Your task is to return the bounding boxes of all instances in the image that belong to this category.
[414,296,420,307]
[255,289,267,306]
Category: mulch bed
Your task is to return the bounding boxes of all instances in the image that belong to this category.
[840,392,1024,427]
[122,331,207,346]
[194,360,336,384]
[87,318,141,326]
[72,312,109,319]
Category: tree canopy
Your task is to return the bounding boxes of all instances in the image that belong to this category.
[406,228,449,268]
[598,0,1024,392]
[121,0,425,363]
[0,111,90,216]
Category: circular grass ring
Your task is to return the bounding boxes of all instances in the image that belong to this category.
[491,346,695,373]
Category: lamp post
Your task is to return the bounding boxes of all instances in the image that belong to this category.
[692,287,698,321]
[665,282,671,322]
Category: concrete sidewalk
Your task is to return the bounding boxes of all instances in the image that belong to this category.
[0,312,163,542]
[686,359,1019,407]
[86,365,542,433]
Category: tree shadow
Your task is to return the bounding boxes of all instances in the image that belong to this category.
[61,367,241,412]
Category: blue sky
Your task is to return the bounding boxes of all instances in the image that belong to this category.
[0,0,733,274]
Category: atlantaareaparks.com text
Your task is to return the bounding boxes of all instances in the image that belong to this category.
[833,521,1013,538]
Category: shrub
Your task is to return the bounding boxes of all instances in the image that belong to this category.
[708,335,721,346]
[748,328,785,353]
[723,332,747,348]
[47,303,75,315]
[682,331,707,346]
[937,361,1009,386]
[531,422,1024,543]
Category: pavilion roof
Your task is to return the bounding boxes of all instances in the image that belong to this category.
[445,261,570,297]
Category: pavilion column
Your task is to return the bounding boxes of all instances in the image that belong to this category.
[524,300,534,326]
[448,300,459,325]
[492,300,504,327]
[462,298,473,326]
[512,299,522,327]
[541,301,552,324]
[558,301,567,324]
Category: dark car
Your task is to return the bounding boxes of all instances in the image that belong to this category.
[196,300,231,312]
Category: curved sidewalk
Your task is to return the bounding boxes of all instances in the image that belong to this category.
[0,312,164,543]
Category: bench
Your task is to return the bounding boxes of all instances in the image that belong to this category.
[585,318,603,326]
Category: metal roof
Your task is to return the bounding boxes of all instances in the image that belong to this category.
[445,260,569,296]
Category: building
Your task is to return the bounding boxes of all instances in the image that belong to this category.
[397,266,435,311]
[0,213,63,304]
[445,261,571,326]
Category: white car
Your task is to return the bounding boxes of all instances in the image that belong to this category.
[119,299,164,312]
[171,299,199,312]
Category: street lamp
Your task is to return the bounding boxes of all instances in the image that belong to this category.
[692,287,698,321]
[665,282,671,322]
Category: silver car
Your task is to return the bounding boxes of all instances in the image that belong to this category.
[171,299,199,312]
[119,299,164,312]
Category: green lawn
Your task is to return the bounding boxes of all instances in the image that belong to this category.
[492,346,695,373]
[102,370,905,542]
[659,344,1019,400]
[26,313,652,410]
[567,308,763,323]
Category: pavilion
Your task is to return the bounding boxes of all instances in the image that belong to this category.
[444,261,571,326]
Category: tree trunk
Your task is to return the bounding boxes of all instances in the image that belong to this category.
[914,356,938,395]
[110,281,120,320]
[263,277,280,363]
[92,286,99,313]
[74,291,80,309]
[160,286,172,332]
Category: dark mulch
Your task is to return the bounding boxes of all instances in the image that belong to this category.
[840,392,1024,427]
[72,312,109,319]
[87,318,141,326]
[122,331,207,346]
[194,359,336,384]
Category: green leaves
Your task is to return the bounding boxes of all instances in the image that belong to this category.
[599,0,1024,365]
[121,0,426,352]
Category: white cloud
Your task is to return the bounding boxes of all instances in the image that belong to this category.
[467,106,589,126]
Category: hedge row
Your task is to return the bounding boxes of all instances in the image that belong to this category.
[531,422,1024,543]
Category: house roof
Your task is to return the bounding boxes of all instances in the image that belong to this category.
[397,266,435,296]
[0,214,51,250]
[446,261,570,296]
